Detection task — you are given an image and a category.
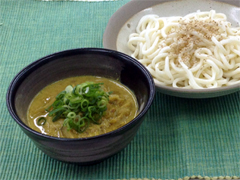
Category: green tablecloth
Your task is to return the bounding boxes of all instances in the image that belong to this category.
[1,0,240,179]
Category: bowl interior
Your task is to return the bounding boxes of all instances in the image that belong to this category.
[8,48,155,135]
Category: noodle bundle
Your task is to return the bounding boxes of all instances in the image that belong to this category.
[127,10,240,89]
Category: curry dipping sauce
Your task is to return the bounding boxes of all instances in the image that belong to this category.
[27,76,138,138]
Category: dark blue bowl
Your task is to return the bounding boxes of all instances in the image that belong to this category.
[6,48,155,164]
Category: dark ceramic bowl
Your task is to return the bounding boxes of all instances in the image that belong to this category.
[6,48,155,164]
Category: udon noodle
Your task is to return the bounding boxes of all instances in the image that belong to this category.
[127,10,240,89]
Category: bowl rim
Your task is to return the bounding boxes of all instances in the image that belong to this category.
[6,47,155,141]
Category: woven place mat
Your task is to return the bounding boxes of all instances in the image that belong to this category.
[1,0,240,179]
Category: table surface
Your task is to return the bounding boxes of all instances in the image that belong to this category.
[1,0,240,179]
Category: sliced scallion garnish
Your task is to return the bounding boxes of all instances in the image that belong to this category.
[46,81,112,133]
[37,117,47,126]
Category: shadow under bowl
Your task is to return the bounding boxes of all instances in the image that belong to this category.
[6,48,155,165]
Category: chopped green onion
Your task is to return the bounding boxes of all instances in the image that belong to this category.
[37,117,46,126]
[47,81,111,133]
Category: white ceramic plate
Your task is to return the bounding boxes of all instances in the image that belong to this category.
[103,0,240,98]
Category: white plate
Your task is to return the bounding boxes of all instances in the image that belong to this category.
[103,0,240,98]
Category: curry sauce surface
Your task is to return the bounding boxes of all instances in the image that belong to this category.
[27,76,138,138]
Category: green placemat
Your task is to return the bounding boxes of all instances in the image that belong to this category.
[0,0,240,179]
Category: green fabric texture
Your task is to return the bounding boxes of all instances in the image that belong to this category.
[1,0,240,179]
